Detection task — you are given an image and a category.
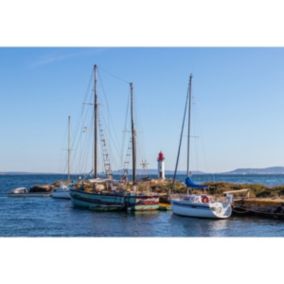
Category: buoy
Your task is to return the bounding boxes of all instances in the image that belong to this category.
[201,195,209,203]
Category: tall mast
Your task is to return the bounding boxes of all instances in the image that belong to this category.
[186,74,193,177]
[171,79,190,191]
[67,115,71,181]
[130,82,136,184]
[94,64,98,178]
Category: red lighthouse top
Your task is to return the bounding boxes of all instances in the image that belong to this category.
[157,151,165,161]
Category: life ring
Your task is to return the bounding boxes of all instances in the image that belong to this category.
[201,195,209,203]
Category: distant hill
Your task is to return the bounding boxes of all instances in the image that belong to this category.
[223,167,284,175]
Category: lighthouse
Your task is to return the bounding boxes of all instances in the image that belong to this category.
[157,151,165,179]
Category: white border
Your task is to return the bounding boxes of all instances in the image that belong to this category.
[0,0,284,46]
[0,238,283,284]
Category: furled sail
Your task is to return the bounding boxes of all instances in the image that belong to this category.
[185,176,208,189]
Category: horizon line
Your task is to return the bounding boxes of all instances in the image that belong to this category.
[2,165,284,175]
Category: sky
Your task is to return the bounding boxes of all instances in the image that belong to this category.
[1,47,284,173]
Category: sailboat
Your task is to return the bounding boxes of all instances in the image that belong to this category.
[70,65,159,211]
[69,65,127,211]
[171,74,233,219]
[51,115,72,199]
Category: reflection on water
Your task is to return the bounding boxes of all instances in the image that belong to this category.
[208,219,229,236]
[132,211,160,216]
[169,215,229,237]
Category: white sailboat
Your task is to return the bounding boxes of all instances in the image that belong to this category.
[51,115,72,200]
[171,191,233,219]
[51,182,71,199]
[8,186,52,197]
[171,74,233,219]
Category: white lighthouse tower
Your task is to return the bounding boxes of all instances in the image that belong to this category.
[157,151,165,179]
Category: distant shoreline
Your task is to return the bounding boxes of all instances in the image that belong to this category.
[2,167,284,176]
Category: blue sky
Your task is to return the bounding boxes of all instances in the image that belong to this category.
[1,47,284,173]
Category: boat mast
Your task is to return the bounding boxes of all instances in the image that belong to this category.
[171,75,191,193]
[94,64,98,178]
[67,115,71,181]
[187,74,193,177]
[130,82,136,184]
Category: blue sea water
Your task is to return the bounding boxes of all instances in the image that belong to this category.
[1,174,284,237]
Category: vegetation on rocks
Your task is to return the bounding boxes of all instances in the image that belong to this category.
[54,177,284,201]
[198,182,284,199]
[140,180,284,200]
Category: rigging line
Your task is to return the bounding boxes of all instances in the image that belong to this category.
[134,99,147,166]
[74,129,87,174]
[71,106,92,169]
[98,113,113,176]
[100,66,130,85]
[77,115,93,174]
[108,126,120,168]
[123,138,132,177]
[80,69,94,116]
[73,108,93,172]
[81,135,91,175]
[71,78,93,161]
[131,87,147,168]
[72,105,91,150]
[62,122,69,175]
[72,110,91,172]
[121,93,130,168]
[190,93,207,176]
[192,99,201,174]
[72,90,93,151]
[71,69,93,152]
[100,112,119,169]
[132,87,147,173]
[84,130,93,174]
[98,67,133,170]
[172,85,190,191]
[97,69,121,155]
[78,127,88,172]
[56,119,69,174]
[193,137,199,173]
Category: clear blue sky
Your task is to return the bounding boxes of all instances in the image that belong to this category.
[1,47,284,173]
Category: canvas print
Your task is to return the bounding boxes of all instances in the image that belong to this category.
[1,47,284,236]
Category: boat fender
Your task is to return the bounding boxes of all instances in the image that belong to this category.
[201,195,209,203]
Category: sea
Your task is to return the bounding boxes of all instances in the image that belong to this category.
[1,173,284,237]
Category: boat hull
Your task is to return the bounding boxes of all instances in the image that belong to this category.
[70,189,126,211]
[51,191,71,199]
[8,193,51,197]
[126,195,160,211]
[51,188,71,199]
[172,200,232,219]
